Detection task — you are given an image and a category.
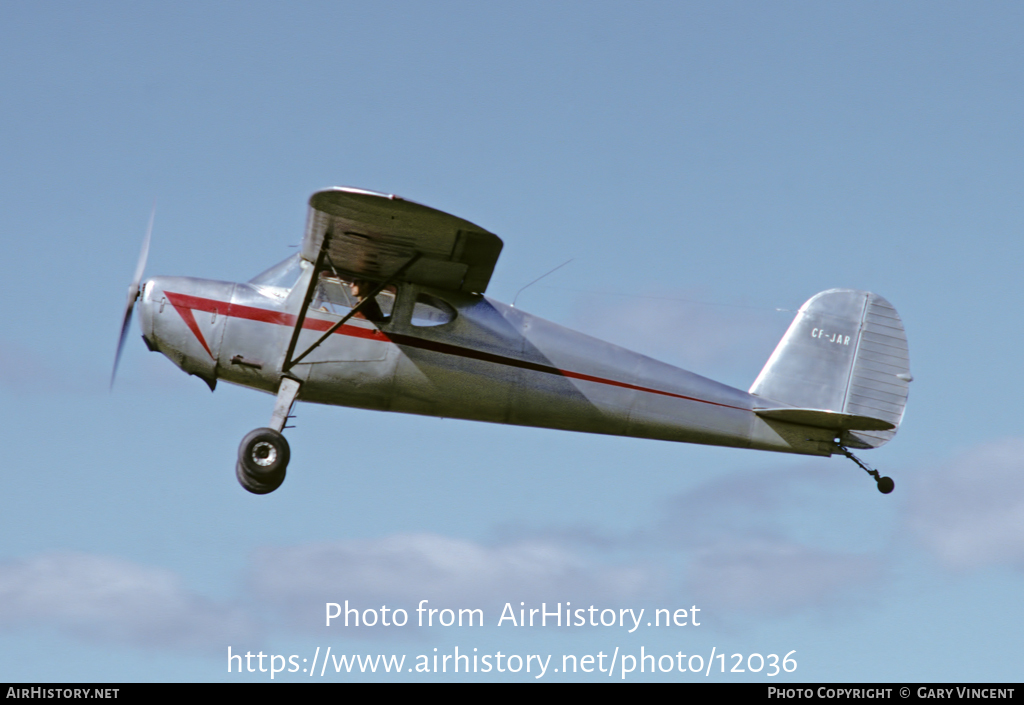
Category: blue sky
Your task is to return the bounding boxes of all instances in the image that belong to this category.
[2,1,1023,682]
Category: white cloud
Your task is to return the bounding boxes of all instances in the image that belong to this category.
[0,457,911,651]
[0,553,255,650]
[908,437,1024,570]
[249,533,654,628]
[651,464,888,612]
[687,538,880,612]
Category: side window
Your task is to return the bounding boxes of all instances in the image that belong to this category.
[313,274,395,322]
[411,293,455,327]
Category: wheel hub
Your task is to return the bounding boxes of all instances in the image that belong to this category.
[252,441,277,466]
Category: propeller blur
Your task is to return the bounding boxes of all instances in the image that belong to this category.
[111,206,153,390]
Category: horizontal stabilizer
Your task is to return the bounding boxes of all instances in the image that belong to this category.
[754,408,895,432]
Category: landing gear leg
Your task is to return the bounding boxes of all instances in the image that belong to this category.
[236,377,301,495]
[836,444,895,494]
[269,377,302,434]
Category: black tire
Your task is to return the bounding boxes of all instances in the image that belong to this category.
[876,476,895,494]
[236,460,285,495]
[236,428,289,494]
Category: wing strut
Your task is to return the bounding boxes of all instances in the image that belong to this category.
[281,247,422,373]
[280,236,332,375]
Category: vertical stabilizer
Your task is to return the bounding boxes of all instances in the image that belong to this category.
[749,289,911,449]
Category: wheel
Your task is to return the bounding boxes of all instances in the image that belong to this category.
[876,476,895,494]
[237,428,289,494]
[239,427,290,476]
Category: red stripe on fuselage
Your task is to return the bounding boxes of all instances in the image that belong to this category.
[164,291,388,341]
[164,292,214,358]
[164,291,748,412]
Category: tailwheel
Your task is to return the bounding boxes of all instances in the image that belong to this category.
[836,444,895,495]
[237,427,289,494]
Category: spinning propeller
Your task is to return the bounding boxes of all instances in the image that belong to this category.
[110,208,154,389]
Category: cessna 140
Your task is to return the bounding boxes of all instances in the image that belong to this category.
[112,187,911,495]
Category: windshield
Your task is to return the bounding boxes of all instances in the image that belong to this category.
[249,253,304,298]
[313,272,395,322]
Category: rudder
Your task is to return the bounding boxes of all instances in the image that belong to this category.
[750,289,911,449]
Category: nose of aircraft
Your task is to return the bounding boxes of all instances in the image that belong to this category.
[134,275,233,390]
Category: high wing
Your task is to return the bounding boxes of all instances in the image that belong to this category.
[300,187,504,294]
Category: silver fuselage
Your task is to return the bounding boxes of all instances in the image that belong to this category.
[137,261,835,457]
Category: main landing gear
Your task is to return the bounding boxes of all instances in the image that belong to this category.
[836,444,895,494]
[237,428,289,494]
[237,377,301,495]
[234,240,420,495]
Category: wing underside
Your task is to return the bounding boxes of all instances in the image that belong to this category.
[300,187,503,294]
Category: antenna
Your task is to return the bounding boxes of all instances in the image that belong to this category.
[512,259,574,308]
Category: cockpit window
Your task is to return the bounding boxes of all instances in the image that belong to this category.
[313,272,395,322]
[249,253,304,298]
[411,293,455,327]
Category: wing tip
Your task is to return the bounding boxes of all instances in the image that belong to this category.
[314,186,402,201]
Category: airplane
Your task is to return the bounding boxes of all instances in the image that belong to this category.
[111,187,911,495]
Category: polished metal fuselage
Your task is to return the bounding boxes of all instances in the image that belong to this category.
[137,264,835,458]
